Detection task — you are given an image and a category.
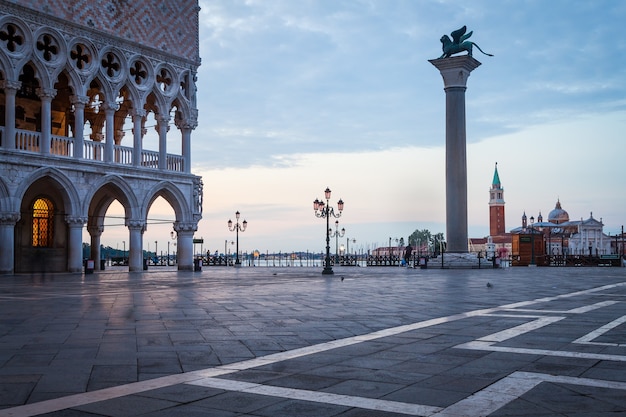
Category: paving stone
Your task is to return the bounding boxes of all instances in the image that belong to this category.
[0,267,625,416]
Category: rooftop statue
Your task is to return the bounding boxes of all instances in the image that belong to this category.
[438,26,493,59]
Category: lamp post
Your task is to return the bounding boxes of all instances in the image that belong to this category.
[347,237,356,265]
[228,211,247,267]
[122,240,125,264]
[329,220,345,264]
[529,216,536,266]
[154,240,158,265]
[389,237,398,264]
[313,187,344,275]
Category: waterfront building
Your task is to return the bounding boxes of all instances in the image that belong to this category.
[0,1,202,273]
[472,164,614,263]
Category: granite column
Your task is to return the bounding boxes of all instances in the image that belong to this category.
[430,56,481,253]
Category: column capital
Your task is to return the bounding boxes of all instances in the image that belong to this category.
[173,221,198,234]
[102,101,118,112]
[175,117,197,130]
[429,56,481,89]
[71,95,90,108]
[65,216,87,226]
[87,225,104,235]
[36,87,57,100]
[131,108,147,118]
[1,79,21,91]
[0,212,20,225]
[156,114,171,124]
[126,219,146,230]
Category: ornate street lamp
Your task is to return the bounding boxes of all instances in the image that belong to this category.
[329,220,345,264]
[228,211,247,267]
[313,187,344,275]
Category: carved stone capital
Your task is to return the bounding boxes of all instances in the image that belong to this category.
[1,79,21,91]
[0,212,20,225]
[36,87,57,100]
[66,216,87,227]
[173,222,198,234]
[175,118,198,130]
[156,114,170,124]
[87,225,104,235]
[131,108,146,118]
[102,101,118,112]
[71,95,90,108]
[126,219,146,230]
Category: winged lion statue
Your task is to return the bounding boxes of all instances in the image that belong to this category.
[438,26,493,59]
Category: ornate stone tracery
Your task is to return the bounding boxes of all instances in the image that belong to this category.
[0,1,202,274]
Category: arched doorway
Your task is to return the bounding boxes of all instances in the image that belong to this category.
[15,177,70,273]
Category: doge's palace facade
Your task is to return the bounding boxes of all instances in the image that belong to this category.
[0,1,202,273]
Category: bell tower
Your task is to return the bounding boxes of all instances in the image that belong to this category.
[489,162,506,236]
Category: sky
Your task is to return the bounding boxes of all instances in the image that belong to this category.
[101,0,626,257]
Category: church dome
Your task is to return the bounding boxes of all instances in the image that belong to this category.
[548,199,569,224]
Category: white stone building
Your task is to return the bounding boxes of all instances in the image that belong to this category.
[0,1,202,273]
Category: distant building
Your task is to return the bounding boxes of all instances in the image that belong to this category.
[470,163,512,259]
[0,1,202,273]
[471,164,615,263]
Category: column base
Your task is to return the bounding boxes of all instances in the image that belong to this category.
[431,253,494,269]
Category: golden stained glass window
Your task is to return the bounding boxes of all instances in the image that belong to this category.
[32,197,53,247]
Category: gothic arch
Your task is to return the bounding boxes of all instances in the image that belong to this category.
[20,58,51,91]
[14,169,81,273]
[142,181,190,223]
[15,167,80,216]
[84,174,140,225]
[88,74,116,106]
[147,88,168,118]
[60,57,88,97]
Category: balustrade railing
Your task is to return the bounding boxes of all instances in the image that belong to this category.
[114,145,133,165]
[51,135,73,157]
[84,140,104,161]
[15,129,40,152]
[3,130,185,172]
[141,150,159,168]
[167,154,185,172]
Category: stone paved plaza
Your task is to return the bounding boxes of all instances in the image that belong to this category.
[1,265,625,416]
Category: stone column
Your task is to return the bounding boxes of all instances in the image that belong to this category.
[67,216,86,273]
[103,101,116,163]
[131,108,145,167]
[0,212,20,274]
[2,80,20,149]
[174,222,198,271]
[87,225,104,270]
[71,95,90,159]
[177,115,197,174]
[430,56,481,253]
[156,114,170,170]
[127,220,145,272]
[37,88,57,155]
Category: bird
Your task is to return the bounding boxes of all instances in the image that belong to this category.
[486,282,492,288]
[341,276,344,281]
